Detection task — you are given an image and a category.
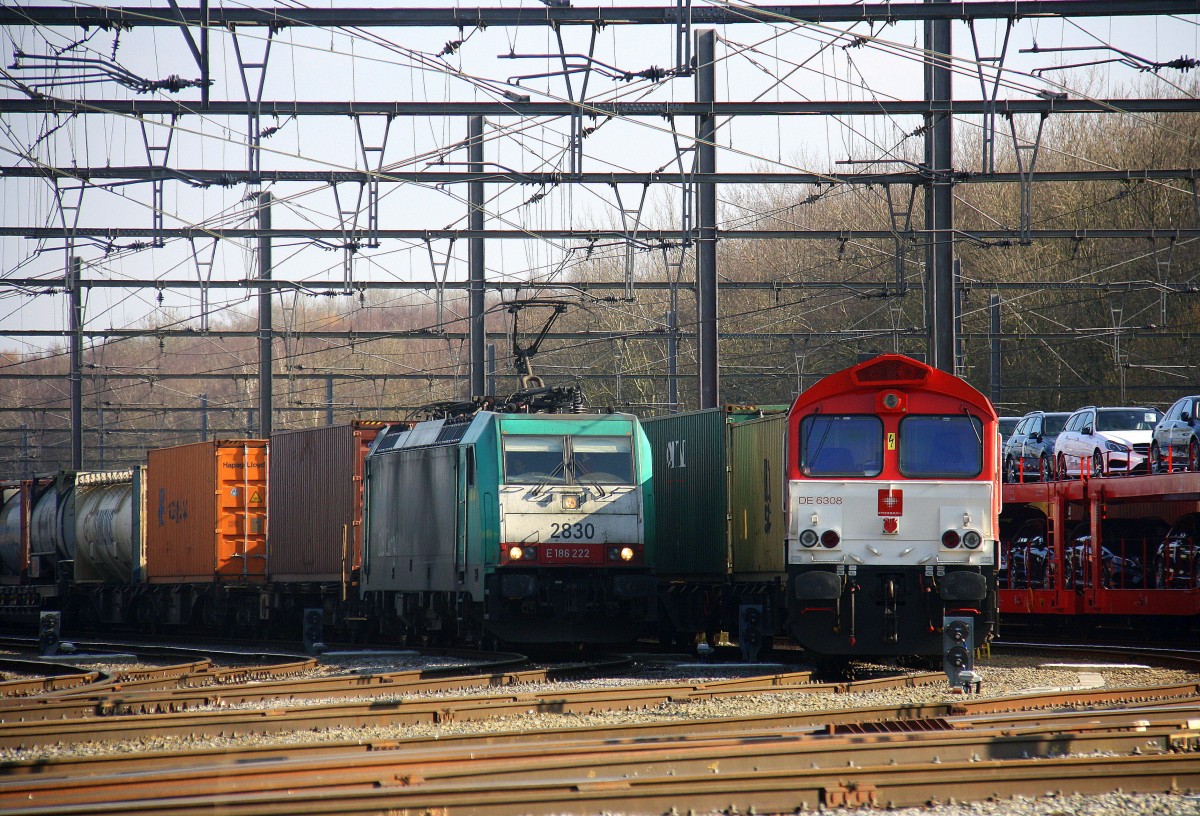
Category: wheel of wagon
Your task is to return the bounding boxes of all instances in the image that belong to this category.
[133,599,160,635]
[197,597,222,630]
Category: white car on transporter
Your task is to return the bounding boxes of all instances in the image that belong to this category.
[1053,405,1162,478]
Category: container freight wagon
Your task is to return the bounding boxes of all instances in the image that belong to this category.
[1001,475,1200,625]
[142,440,268,631]
[361,411,656,645]
[0,473,76,585]
[1,470,147,626]
[269,421,399,583]
[641,406,788,656]
[68,468,148,628]
[0,473,77,621]
[267,421,406,635]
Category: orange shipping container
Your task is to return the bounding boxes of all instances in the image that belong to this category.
[146,440,268,583]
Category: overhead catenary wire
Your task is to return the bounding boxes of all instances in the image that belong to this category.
[2,3,1200,448]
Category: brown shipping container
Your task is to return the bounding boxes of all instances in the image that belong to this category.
[268,421,389,583]
[146,440,268,583]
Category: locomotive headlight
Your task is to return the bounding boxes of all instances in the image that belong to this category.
[820,530,840,548]
[941,530,961,549]
[606,546,637,562]
[962,530,982,549]
[799,529,819,548]
[508,546,525,561]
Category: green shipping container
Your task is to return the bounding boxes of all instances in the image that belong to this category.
[642,408,787,579]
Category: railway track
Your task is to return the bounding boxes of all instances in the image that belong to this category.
[0,654,575,719]
[0,662,911,747]
[2,689,1199,814]
[0,645,1197,814]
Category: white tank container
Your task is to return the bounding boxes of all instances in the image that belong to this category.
[74,469,145,584]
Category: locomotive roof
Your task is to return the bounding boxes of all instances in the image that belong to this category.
[791,354,997,418]
[368,410,640,455]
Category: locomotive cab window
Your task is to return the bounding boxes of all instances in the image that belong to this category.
[572,436,635,485]
[899,415,983,477]
[799,415,883,476]
[503,436,567,484]
[502,434,636,486]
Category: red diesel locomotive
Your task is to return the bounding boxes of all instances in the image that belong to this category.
[784,355,1001,673]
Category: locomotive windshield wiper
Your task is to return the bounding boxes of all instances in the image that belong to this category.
[529,459,567,497]
[571,457,607,498]
[803,409,837,473]
[963,407,983,444]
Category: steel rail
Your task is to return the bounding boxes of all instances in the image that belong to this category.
[29,659,317,701]
[0,672,1194,750]
[0,655,635,721]
[5,745,1198,815]
[0,670,101,699]
[3,711,1198,810]
[0,659,307,713]
[40,660,214,695]
[2,645,1197,815]
[999,641,1200,672]
[0,671,943,747]
[5,694,1199,781]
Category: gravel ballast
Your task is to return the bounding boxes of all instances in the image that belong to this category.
[3,650,1197,815]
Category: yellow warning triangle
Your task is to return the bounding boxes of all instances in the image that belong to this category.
[250,490,262,503]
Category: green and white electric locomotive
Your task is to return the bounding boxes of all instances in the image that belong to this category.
[361,405,656,645]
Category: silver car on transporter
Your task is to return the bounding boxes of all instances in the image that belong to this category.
[1054,406,1162,478]
[1150,395,1200,473]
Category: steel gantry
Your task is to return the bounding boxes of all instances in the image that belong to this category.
[1,2,1197,470]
